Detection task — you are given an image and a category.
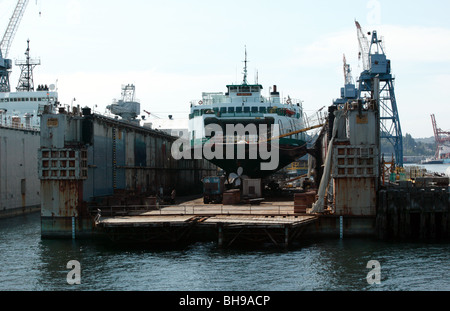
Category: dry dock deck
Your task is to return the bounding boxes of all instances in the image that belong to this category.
[95,198,318,247]
[99,214,317,229]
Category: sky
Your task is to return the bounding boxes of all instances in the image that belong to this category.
[1,0,450,138]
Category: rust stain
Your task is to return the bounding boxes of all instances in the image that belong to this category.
[56,180,82,217]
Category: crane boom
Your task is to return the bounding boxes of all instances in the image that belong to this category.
[343,54,353,85]
[431,114,450,159]
[0,0,29,59]
[431,114,450,144]
[355,20,370,71]
[1,0,29,92]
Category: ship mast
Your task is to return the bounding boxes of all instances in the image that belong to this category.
[16,39,40,92]
[242,47,249,85]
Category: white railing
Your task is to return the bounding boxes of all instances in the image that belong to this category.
[191,97,304,108]
[0,120,40,131]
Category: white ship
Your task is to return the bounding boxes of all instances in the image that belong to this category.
[0,40,58,217]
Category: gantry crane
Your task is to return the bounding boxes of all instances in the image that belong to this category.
[431,114,450,159]
[0,0,29,92]
[355,21,404,167]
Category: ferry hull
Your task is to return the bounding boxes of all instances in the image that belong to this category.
[192,139,308,178]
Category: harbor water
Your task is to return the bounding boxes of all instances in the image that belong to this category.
[0,212,449,291]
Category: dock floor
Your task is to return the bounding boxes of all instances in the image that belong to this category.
[96,197,318,247]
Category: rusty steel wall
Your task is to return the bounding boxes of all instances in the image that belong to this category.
[39,112,216,238]
[329,102,380,217]
[40,180,84,218]
[333,178,377,216]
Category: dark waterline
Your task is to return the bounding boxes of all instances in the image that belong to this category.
[0,212,449,291]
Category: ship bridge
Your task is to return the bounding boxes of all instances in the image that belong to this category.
[226,83,263,100]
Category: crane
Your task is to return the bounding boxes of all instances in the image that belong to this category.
[343,54,354,86]
[0,0,29,93]
[431,114,450,159]
[333,54,357,105]
[144,110,161,119]
[355,20,404,167]
[355,20,370,71]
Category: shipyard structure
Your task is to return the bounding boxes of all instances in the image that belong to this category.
[39,106,216,238]
[0,125,40,217]
[37,22,449,244]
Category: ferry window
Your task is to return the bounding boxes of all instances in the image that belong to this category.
[194,110,201,117]
[259,107,266,113]
[251,107,258,113]
[228,107,235,113]
[236,107,242,113]
[241,86,250,92]
[244,107,250,113]
[220,107,227,113]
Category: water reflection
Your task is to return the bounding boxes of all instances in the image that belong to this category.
[0,213,449,291]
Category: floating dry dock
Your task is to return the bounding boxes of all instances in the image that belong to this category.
[38,78,449,245]
[38,108,216,238]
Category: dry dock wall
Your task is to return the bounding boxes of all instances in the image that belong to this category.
[378,185,450,239]
[39,111,216,238]
[0,127,41,218]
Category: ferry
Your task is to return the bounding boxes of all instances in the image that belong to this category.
[188,52,309,179]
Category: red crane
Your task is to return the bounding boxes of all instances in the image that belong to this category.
[431,114,450,159]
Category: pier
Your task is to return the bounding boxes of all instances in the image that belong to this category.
[94,199,318,247]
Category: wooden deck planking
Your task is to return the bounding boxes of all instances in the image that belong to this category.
[98,214,317,229]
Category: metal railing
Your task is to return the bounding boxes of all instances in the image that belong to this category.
[0,120,40,131]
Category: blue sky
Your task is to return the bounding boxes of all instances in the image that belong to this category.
[1,0,450,138]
